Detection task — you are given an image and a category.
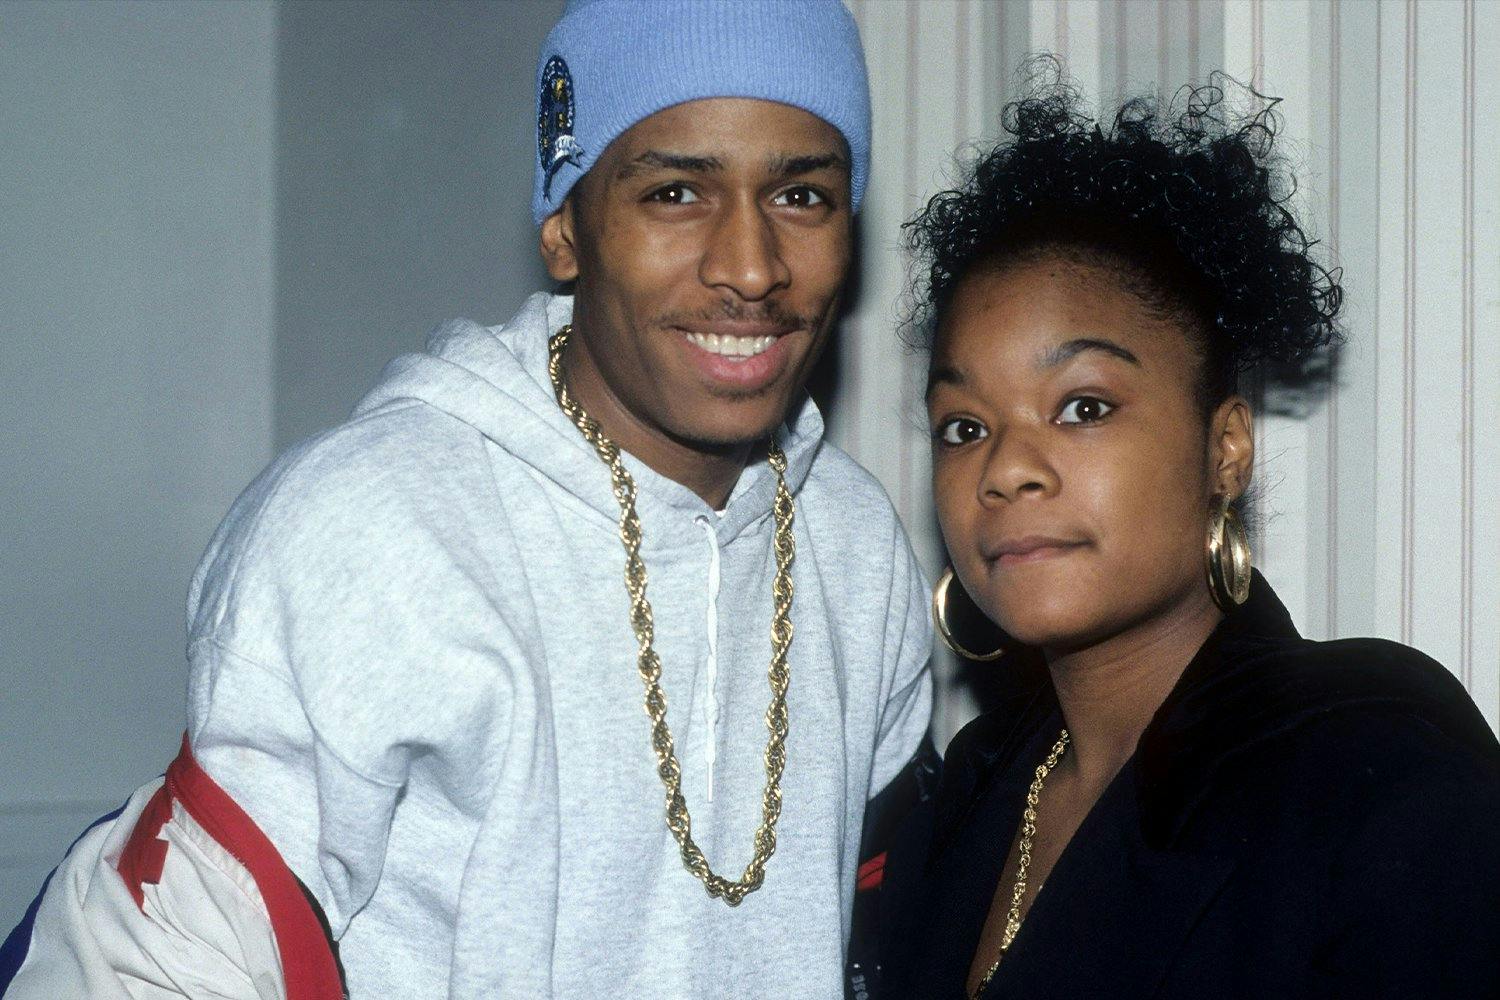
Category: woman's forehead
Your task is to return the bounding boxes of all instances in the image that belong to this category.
[930,260,1202,392]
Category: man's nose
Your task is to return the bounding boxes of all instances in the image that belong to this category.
[698,197,792,301]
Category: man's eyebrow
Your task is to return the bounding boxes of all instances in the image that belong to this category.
[1038,337,1141,369]
[615,150,724,181]
[767,152,849,178]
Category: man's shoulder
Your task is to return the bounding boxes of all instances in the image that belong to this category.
[255,400,488,526]
[189,400,499,630]
[801,438,901,526]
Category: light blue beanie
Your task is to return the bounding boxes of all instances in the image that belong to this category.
[531,0,871,224]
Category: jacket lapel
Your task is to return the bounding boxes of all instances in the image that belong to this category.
[905,676,1053,1000]
[986,767,1237,1000]
[927,659,1053,868]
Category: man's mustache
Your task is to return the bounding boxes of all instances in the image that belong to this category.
[657,301,815,332]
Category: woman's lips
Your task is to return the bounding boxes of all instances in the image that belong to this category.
[984,536,1089,566]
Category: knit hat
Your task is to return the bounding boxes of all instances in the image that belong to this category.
[531,0,871,223]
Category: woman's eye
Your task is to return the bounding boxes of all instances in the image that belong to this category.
[1056,396,1115,424]
[646,183,699,205]
[772,186,826,208]
[935,418,989,446]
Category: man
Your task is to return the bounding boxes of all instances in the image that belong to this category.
[0,1,932,996]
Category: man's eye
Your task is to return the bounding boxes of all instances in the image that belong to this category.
[772,186,826,208]
[935,418,988,446]
[1056,396,1115,424]
[646,184,699,205]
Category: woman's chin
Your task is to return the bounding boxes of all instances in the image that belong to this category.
[990,606,1110,654]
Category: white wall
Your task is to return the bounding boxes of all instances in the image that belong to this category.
[0,0,561,933]
[839,0,1500,747]
[273,0,558,450]
[0,1,278,927]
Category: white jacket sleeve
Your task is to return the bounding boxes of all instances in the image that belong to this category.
[1,743,344,1000]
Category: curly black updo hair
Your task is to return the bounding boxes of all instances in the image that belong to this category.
[905,62,1343,414]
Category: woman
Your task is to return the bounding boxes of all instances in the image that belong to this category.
[879,77,1500,999]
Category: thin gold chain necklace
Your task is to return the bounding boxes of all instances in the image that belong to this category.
[970,727,1070,1000]
[546,326,795,906]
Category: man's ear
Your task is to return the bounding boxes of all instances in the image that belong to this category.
[1210,395,1255,500]
[539,195,581,282]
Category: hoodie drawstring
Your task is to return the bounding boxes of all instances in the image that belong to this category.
[694,514,722,803]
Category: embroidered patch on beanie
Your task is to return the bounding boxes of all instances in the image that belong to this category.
[537,55,582,199]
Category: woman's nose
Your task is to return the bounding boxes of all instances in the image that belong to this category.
[978,427,1059,504]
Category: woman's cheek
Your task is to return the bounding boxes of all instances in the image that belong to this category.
[932,462,973,552]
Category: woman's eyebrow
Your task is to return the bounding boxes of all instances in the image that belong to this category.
[1037,337,1141,369]
[925,363,968,401]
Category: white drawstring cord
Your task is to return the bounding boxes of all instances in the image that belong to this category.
[695,515,723,802]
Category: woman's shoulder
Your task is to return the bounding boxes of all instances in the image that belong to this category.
[1232,633,1494,758]
[1141,632,1500,845]
[1164,628,1495,762]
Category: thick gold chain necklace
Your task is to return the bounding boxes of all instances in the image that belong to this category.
[970,728,1070,1000]
[546,326,795,906]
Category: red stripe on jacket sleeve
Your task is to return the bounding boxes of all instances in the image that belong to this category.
[165,735,345,1000]
[115,784,174,909]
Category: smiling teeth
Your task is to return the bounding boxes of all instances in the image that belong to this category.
[684,332,777,359]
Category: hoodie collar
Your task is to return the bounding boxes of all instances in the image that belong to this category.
[355,292,824,541]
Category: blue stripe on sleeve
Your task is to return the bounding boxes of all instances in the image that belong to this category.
[0,801,129,994]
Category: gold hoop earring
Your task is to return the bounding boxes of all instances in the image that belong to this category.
[932,566,1005,661]
[1206,494,1252,610]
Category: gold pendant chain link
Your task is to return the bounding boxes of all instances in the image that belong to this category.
[971,727,1070,1000]
[547,326,794,906]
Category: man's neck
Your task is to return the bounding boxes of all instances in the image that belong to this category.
[1043,588,1223,793]
[561,331,749,509]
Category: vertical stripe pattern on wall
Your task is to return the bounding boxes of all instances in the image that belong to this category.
[1324,0,1341,652]
[1460,0,1474,695]
[1402,0,1415,647]
[1472,1,1500,725]
[838,0,1499,745]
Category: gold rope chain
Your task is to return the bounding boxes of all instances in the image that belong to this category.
[546,327,795,906]
[970,728,1070,1000]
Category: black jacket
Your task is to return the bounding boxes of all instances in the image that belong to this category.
[880,573,1500,999]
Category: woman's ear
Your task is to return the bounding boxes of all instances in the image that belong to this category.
[1211,395,1255,500]
[539,196,581,282]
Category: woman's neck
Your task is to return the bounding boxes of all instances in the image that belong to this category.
[1043,588,1223,791]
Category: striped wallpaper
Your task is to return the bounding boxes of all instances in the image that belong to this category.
[836,0,1500,745]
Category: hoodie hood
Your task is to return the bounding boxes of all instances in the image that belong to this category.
[353,292,824,540]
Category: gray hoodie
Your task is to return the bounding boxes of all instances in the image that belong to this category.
[185,292,933,998]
